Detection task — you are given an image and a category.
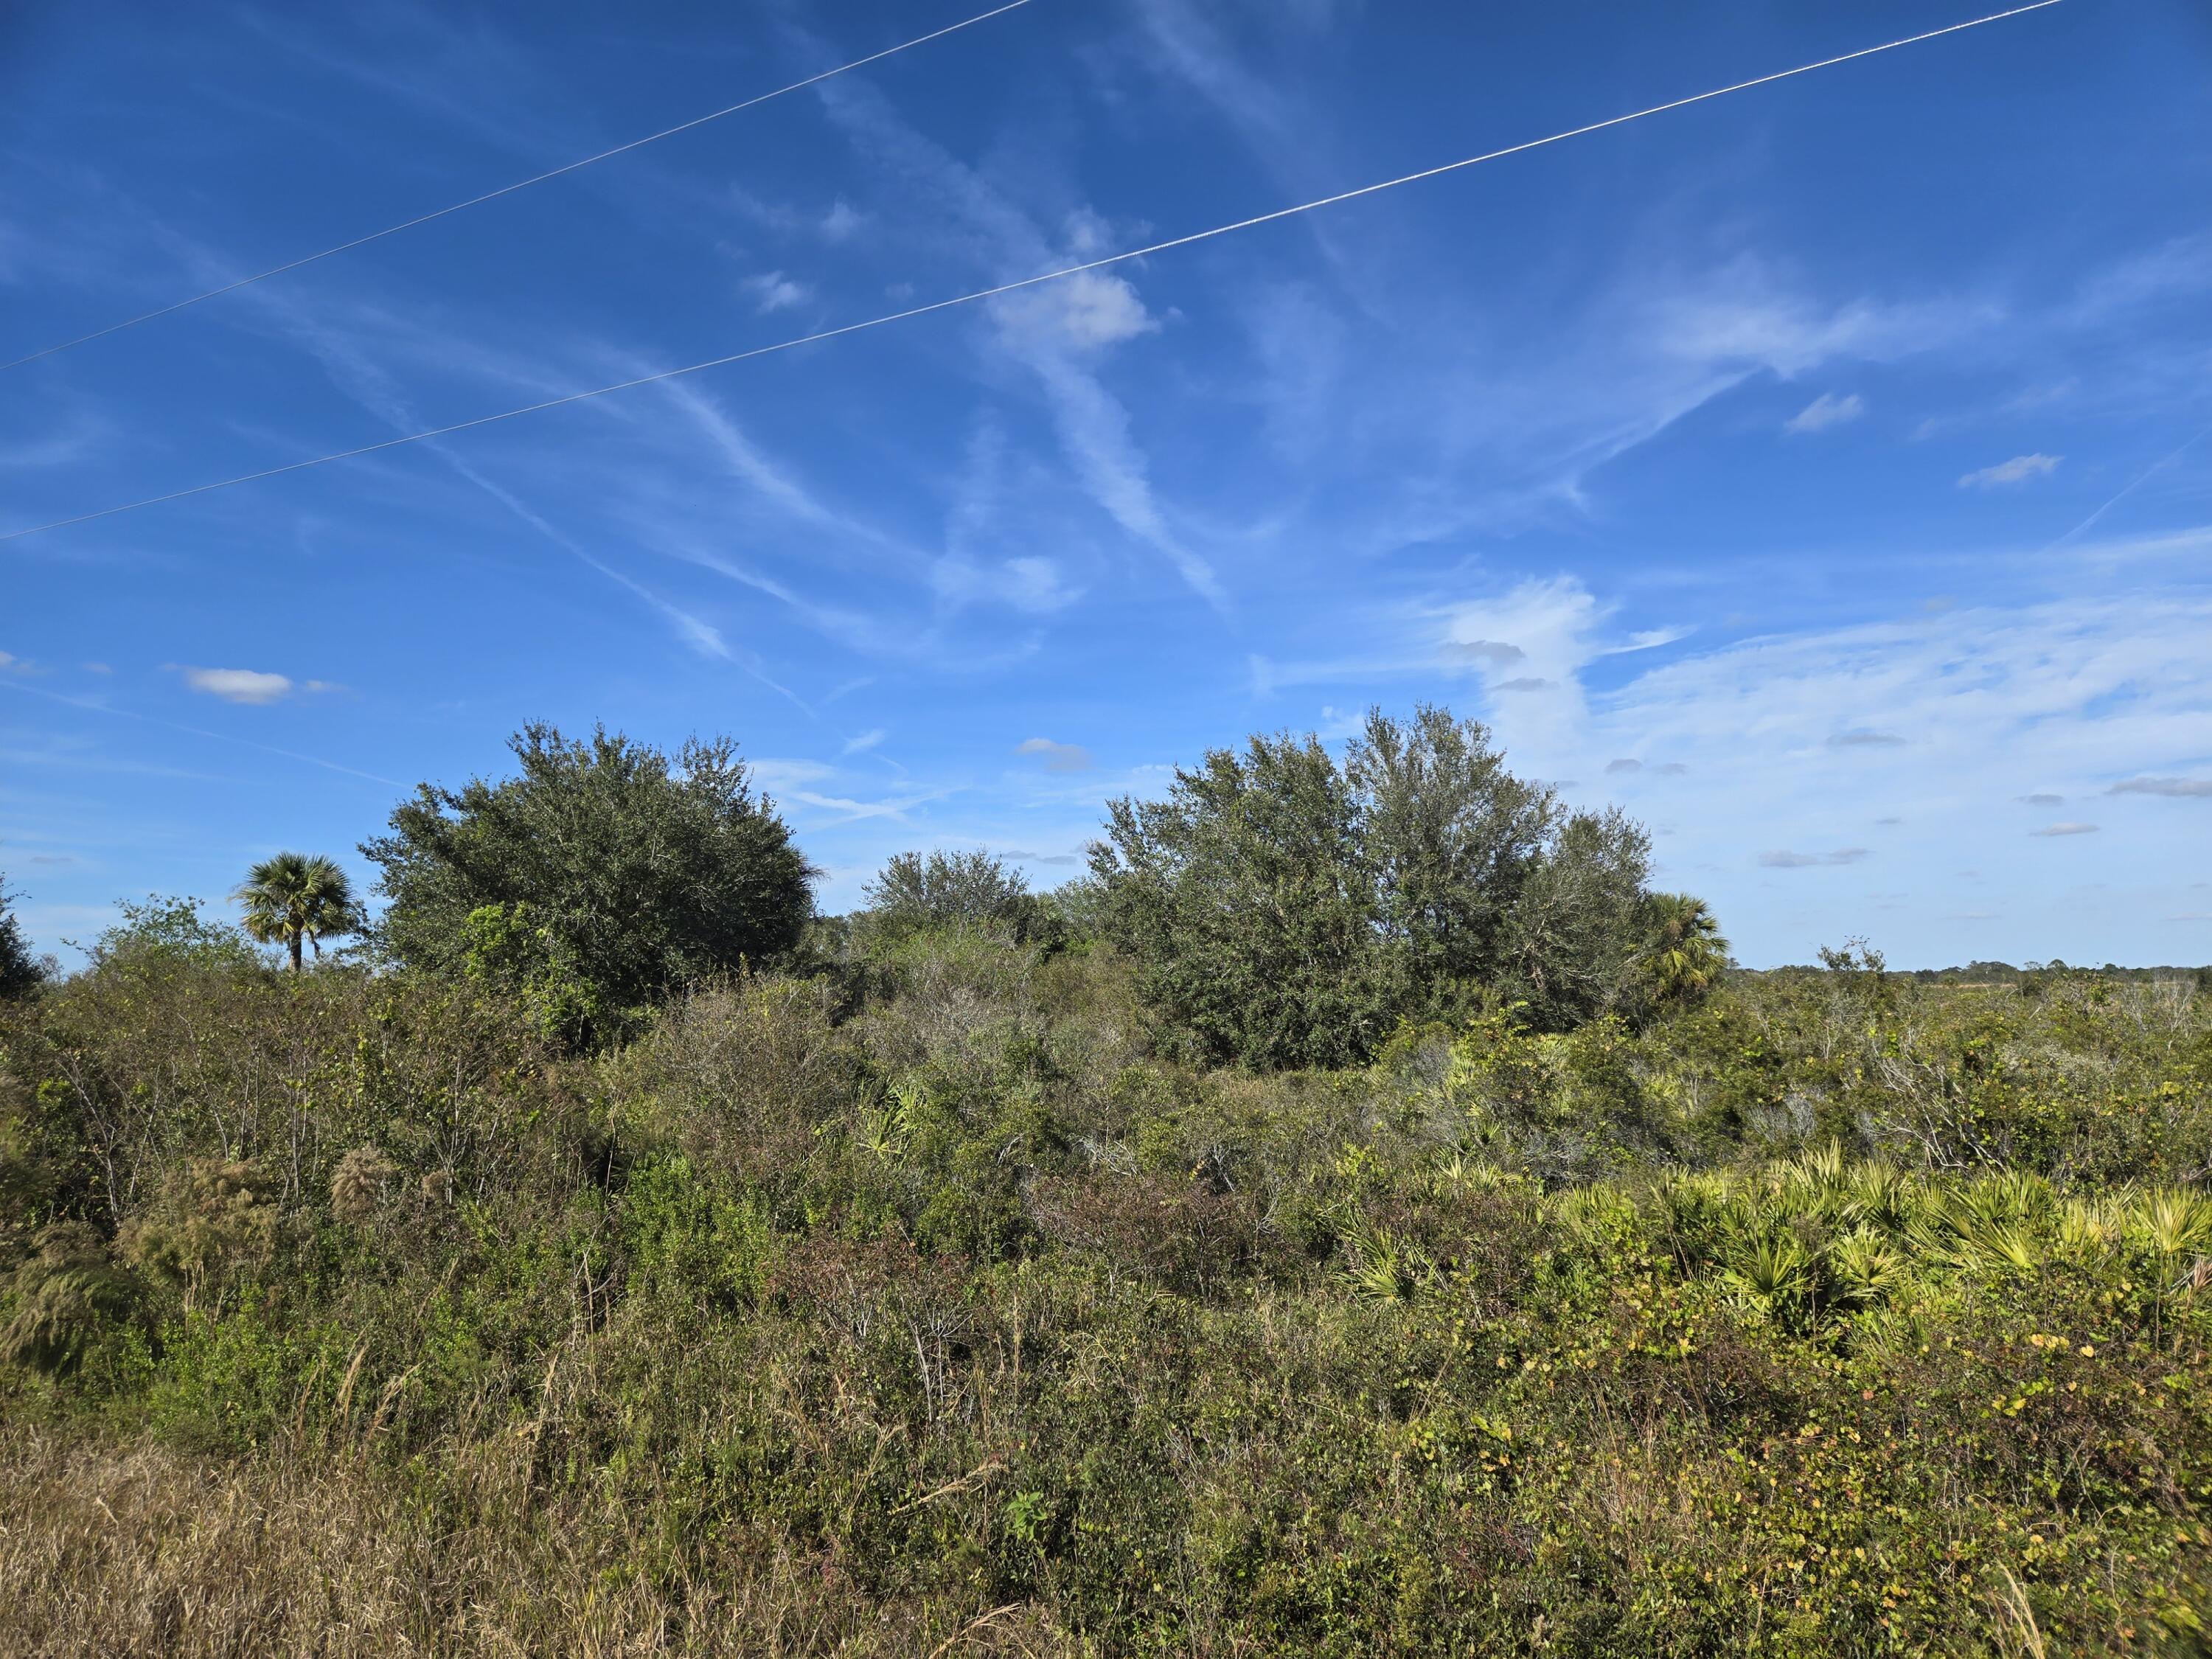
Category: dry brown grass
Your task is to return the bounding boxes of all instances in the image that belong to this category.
[0,1426,1069,1658]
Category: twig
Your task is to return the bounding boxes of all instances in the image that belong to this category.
[926,1601,1023,1659]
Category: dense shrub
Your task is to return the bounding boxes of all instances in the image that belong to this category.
[1091,706,1658,1068]
[363,723,815,1047]
[856,848,1050,947]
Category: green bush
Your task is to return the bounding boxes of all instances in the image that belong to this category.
[364,723,815,1048]
[1091,706,1663,1068]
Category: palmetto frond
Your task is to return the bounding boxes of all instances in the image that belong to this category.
[1907,1183,2046,1275]
[1826,1225,1907,1307]
[1338,1222,1434,1306]
[2135,1188,2212,1259]
[1720,1228,1814,1316]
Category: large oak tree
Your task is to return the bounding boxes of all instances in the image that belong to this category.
[363,724,813,1047]
[1091,706,1663,1068]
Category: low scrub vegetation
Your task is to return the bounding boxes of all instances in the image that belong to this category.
[1,715,2206,1654]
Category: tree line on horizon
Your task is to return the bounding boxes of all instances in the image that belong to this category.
[0,706,1731,1065]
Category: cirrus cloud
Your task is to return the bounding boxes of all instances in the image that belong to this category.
[1784,392,1865,434]
[1959,453,2061,489]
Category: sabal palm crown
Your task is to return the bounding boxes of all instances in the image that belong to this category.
[1641,891,1731,1004]
[234,852,361,972]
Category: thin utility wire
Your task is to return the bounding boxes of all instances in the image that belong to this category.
[0,0,2064,546]
[0,0,1037,372]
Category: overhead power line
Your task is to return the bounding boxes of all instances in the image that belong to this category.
[0,0,1037,372]
[0,1,2064,547]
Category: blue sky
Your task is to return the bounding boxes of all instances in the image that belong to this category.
[4,0,2209,970]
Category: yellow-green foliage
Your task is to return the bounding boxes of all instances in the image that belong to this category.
[116,1159,276,1313]
[0,944,2207,1653]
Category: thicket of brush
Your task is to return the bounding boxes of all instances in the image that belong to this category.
[1,900,2208,1657]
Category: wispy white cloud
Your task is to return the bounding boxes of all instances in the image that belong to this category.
[745,758,835,795]
[1606,627,1694,656]
[1130,0,1311,162]
[211,268,750,672]
[1001,340,1226,608]
[932,554,1081,615]
[1650,274,1972,378]
[178,666,293,704]
[1230,249,1999,563]
[789,787,952,824]
[428,445,771,683]
[0,414,102,469]
[655,542,905,659]
[2062,232,2212,327]
[809,70,1225,608]
[1960,453,2061,489]
[841,728,886,755]
[1016,737,1093,773]
[2030,821,2099,838]
[234,3,559,160]
[992,270,1158,352]
[647,375,851,532]
[1,678,396,786]
[741,270,811,313]
[1784,392,1865,434]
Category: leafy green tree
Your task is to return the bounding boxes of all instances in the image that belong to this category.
[1636,891,1731,1011]
[233,852,363,972]
[1093,728,1385,1068]
[362,723,813,1046]
[82,895,260,975]
[1091,706,1665,1066]
[1350,706,1556,992]
[1496,804,1652,1028]
[859,849,1039,945]
[0,873,49,1000]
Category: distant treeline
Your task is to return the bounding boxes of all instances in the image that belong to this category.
[1762,959,2212,988]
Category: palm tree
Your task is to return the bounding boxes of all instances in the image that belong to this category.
[1640,892,1731,1008]
[234,852,362,972]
